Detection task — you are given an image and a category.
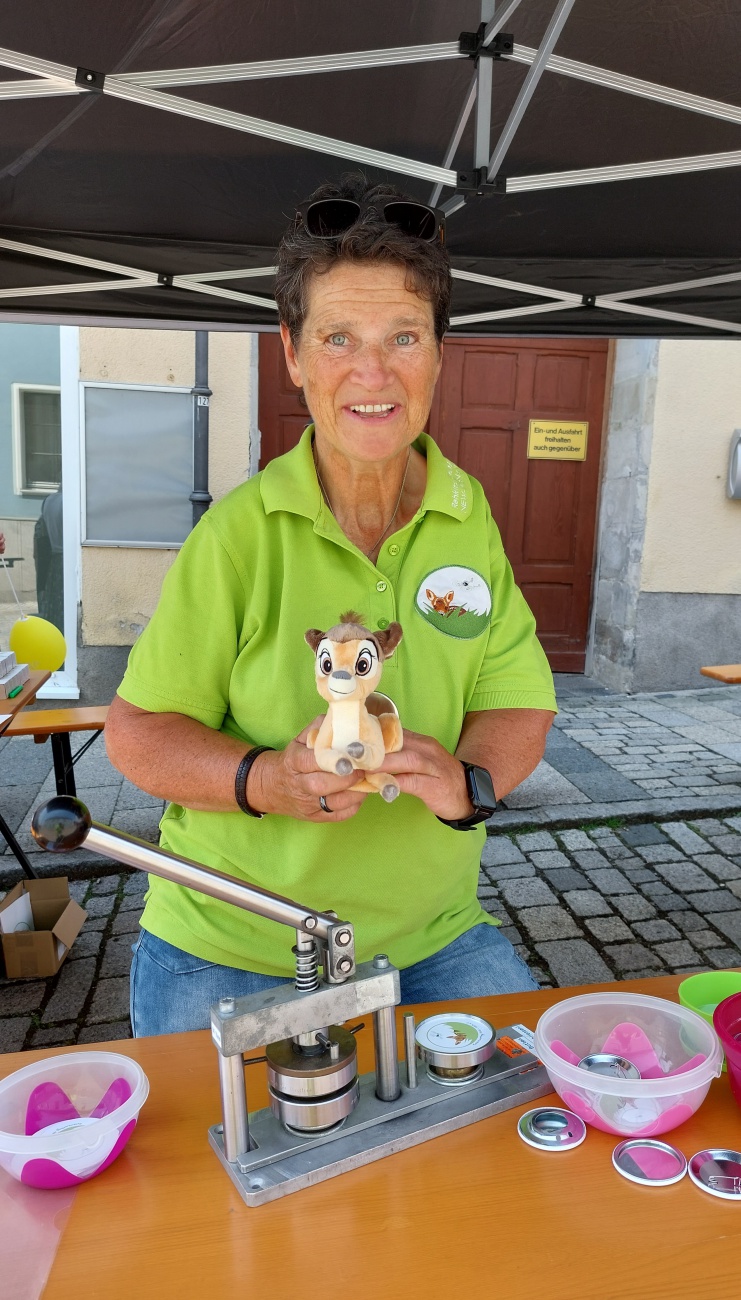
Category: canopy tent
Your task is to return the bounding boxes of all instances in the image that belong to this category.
[0,0,740,336]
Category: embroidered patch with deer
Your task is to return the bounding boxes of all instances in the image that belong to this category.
[414,566,492,639]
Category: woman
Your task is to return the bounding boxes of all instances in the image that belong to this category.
[106,175,557,1036]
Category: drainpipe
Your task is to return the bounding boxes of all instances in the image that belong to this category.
[190,331,213,527]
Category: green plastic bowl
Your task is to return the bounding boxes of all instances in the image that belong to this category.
[678,972,741,1071]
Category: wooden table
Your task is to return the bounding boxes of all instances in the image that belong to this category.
[2,973,740,1299]
[0,670,50,877]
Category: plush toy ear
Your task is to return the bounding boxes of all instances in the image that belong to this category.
[305,628,325,652]
[374,622,403,658]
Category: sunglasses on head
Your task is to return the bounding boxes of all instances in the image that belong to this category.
[297,197,445,244]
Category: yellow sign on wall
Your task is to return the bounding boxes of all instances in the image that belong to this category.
[527,420,589,461]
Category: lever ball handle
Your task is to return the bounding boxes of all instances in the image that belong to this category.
[31,796,92,852]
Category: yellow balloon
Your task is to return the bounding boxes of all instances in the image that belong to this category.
[9,616,67,672]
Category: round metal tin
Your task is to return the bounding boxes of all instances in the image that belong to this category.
[578,1053,641,1080]
[688,1149,741,1200]
[415,1013,495,1070]
[517,1107,587,1151]
[612,1139,687,1187]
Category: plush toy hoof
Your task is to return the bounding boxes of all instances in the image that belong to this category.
[381,783,399,803]
[346,741,365,759]
[335,758,353,776]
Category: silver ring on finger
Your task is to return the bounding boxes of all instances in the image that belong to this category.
[319,795,333,814]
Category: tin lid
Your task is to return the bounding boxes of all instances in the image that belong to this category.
[578,1053,641,1080]
[613,1139,687,1187]
[517,1107,587,1151]
[415,1013,494,1058]
[688,1149,741,1200]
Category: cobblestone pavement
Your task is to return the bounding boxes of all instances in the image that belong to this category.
[2,814,740,1053]
[500,687,741,827]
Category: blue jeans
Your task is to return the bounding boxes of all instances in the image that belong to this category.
[130,923,538,1037]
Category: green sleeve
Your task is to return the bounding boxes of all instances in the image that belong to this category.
[117,513,247,727]
[467,507,558,714]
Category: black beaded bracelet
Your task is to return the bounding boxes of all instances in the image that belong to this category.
[235,746,274,817]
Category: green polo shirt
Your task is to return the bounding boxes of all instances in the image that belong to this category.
[118,426,556,977]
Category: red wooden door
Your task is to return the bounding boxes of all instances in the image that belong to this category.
[258,334,608,672]
[429,338,608,671]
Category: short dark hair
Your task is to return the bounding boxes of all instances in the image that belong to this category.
[275,173,451,345]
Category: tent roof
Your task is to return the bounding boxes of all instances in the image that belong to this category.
[1,1,740,335]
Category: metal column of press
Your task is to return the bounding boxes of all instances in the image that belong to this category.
[191,331,213,526]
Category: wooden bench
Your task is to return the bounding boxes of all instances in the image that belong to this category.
[700,664,741,684]
[5,706,109,798]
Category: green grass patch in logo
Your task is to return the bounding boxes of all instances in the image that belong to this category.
[419,607,490,640]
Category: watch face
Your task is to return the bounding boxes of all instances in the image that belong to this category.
[468,764,497,813]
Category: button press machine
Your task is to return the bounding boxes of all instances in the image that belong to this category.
[31,795,550,1206]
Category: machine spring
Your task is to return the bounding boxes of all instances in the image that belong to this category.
[293,940,319,992]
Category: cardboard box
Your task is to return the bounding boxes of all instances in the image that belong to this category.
[0,878,87,979]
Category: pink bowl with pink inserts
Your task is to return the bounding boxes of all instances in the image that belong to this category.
[0,1051,148,1188]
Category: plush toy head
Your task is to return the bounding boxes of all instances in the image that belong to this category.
[305,611,403,705]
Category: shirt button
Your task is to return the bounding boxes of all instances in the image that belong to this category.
[377,618,390,630]
[376,580,387,593]
[388,544,400,556]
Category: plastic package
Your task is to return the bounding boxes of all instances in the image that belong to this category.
[0,1052,149,1189]
[535,993,722,1137]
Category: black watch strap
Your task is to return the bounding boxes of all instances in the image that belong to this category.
[235,746,274,817]
[436,761,497,831]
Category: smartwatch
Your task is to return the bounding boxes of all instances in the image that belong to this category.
[436,762,498,831]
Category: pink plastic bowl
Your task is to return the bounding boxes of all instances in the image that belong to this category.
[713,992,741,1111]
[0,1051,148,1189]
[535,992,722,1138]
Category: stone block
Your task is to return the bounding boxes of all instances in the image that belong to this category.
[87,977,131,1025]
[500,926,523,946]
[619,825,669,850]
[92,875,122,896]
[586,869,636,895]
[632,920,680,942]
[42,957,97,1024]
[110,808,162,844]
[690,929,725,950]
[99,934,136,979]
[697,855,741,883]
[482,862,536,881]
[689,890,741,913]
[481,837,526,867]
[604,943,663,972]
[79,1020,132,1044]
[558,830,593,850]
[635,845,686,863]
[620,867,657,883]
[528,850,571,871]
[562,890,612,918]
[654,940,701,967]
[123,871,149,896]
[515,831,558,852]
[654,861,717,892]
[613,894,657,921]
[519,906,582,941]
[111,909,143,935]
[573,851,610,871]
[0,1017,31,1052]
[68,929,104,960]
[707,947,741,969]
[0,981,46,1014]
[705,912,741,947]
[500,878,558,909]
[542,868,590,892]
[708,834,741,855]
[585,917,634,942]
[83,893,117,919]
[535,940,612,987]
[29,1025,77,1048]
[652,892,691,911]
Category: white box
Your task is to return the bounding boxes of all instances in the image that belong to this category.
[0,662,30,699]
[0,649,16,677]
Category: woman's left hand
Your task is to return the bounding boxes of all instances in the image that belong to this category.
[373,728,474,821]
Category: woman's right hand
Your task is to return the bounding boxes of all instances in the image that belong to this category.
[247,721,369,822]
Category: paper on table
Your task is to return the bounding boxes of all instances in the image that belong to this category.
[0,892,34,935]
[0,1168,76,1300]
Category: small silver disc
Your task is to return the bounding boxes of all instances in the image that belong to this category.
[613,1139,687,1187]
[578,1053,641,1080]
[688,1149,741,1200]
[517,1107,587,1151]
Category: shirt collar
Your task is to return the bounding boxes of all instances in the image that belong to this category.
[259,423,472,522]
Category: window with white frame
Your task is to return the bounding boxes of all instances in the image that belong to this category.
[82,383,193,547]
[12,384,62,495]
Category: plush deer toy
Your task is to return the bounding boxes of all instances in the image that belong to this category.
[305,611,404,802]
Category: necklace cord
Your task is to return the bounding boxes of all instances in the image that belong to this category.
[313,443,411,560]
